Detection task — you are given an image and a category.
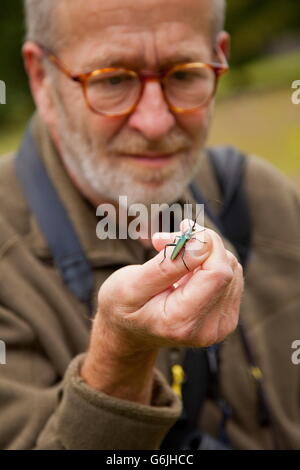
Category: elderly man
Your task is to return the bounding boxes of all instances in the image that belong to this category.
[0,0,299,450]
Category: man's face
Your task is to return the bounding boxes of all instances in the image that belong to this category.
[47,0,225,206]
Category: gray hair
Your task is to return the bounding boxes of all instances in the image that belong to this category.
[24,0,59,48]
[24,0,226,49]
[213,0,226,39]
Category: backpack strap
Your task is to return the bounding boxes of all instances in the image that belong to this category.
[15,124,94,314]
[191,146,252,267]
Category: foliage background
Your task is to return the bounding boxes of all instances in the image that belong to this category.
[0,0,299,178]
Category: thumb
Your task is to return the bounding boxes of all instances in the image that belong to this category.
[121,226,212,307]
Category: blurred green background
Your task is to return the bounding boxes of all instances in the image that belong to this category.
[0,0,299,179]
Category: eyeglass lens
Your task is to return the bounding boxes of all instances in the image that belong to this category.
[86,66,216,114]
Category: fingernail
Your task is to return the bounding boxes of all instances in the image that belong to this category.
[153,232,171,240]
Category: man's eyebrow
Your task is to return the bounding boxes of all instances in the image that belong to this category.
[161,54,205,66]
[80,49,209,72]
[81,55,143,72]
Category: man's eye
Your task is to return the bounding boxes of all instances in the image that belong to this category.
[107,75,124,85]
[105,74,133,86]
[170,69,209,85]
[172,71,194,81]
[173,71,188,81]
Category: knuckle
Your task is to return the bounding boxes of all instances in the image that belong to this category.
[228,251,238,265]
[210,265,234,289]
[221,265,234,283]
[235,263,244,286]
[237,262,244,275]
[207,228,223,245]
[110,269,140,306]
[226,250,240,271]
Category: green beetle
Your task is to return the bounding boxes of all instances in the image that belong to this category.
[160,216,205,271]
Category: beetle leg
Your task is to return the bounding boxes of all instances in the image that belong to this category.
[181,246,190,271]
[191,228,207,243]
[160,243,177,264]
[190,237,207,243]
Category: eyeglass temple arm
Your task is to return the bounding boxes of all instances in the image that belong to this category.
[212,47,229,75]
[37,44,82,82]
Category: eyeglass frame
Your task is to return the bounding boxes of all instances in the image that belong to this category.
[38,44,229,117]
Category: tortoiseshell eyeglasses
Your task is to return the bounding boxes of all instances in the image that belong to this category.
[39,45,229,117]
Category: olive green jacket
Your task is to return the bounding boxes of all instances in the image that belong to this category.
[0,113,300,450]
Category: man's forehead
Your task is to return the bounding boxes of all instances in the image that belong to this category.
[57,0,214,49]
[79,41,211,71]
[57,0,214,69]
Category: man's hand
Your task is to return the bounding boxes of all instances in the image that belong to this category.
[81,220,244,404]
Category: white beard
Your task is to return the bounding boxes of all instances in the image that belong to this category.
[54,95,208,207]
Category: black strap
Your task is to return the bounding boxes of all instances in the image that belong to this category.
[15,124,94,313]
[238,323,280,449]
[191,146,252,268]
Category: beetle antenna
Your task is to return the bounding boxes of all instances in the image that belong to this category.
[192,205,202,231]
[185,199,192,231]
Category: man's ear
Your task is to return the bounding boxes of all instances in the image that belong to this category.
[22,41,57,127]
[215,31,230,62]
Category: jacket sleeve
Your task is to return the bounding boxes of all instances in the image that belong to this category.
[0,305,181,450]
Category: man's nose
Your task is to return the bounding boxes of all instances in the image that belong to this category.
[127,80,176,141]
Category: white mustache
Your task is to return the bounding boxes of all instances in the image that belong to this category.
[107,131,192,155]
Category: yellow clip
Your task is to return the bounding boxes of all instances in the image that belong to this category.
[250,366,262,381]
[171,364,184,398]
